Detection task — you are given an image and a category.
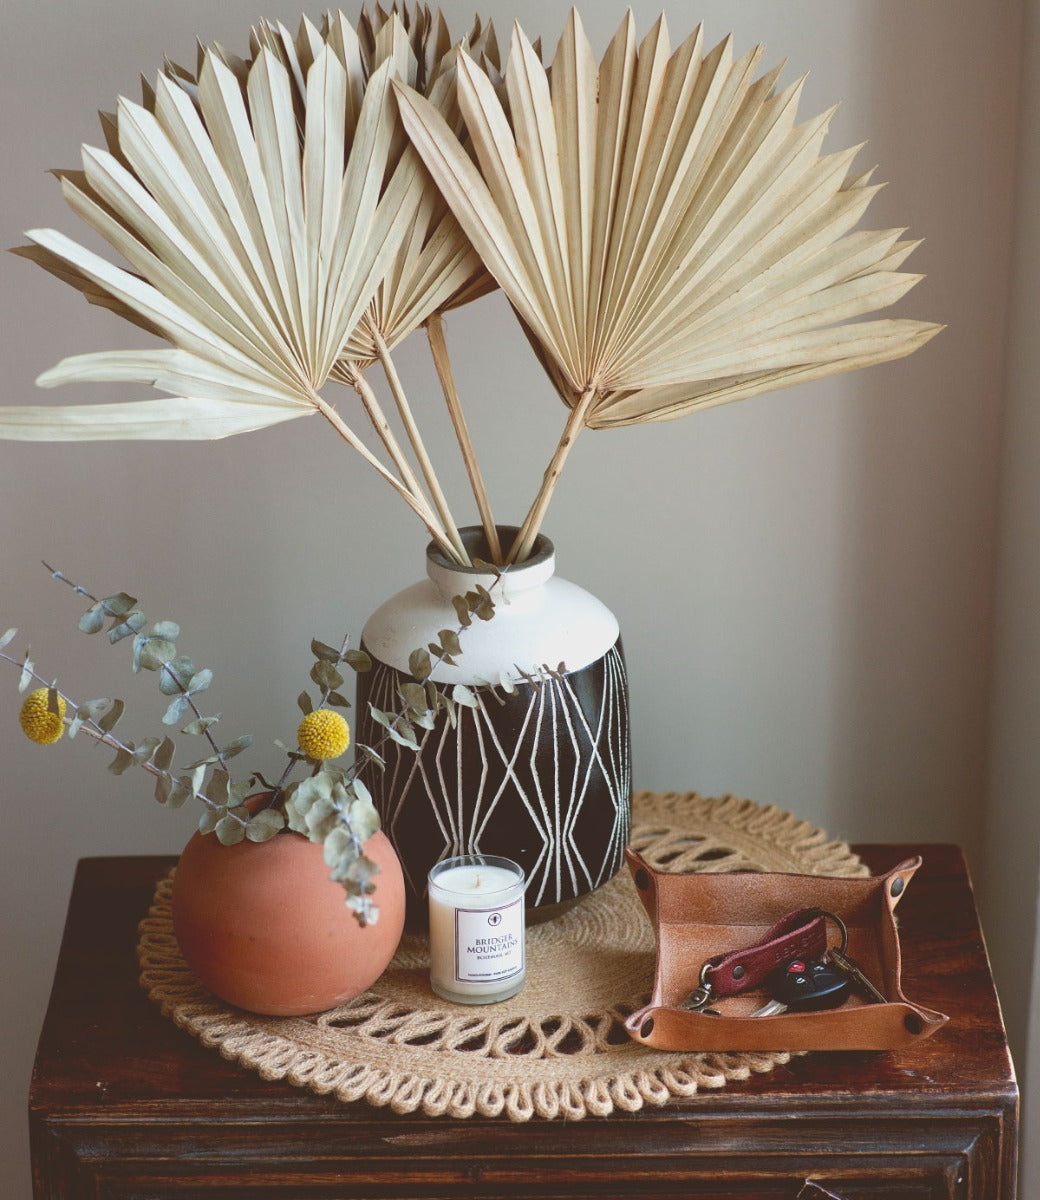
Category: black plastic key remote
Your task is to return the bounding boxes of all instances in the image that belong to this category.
[752,956,852,1017]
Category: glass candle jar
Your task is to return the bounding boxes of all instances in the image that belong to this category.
[428,855,526,1004]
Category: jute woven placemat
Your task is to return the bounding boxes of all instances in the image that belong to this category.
[138,791,867,1120]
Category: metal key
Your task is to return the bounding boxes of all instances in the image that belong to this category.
[808,908,888,1005]
[826,947,887,1005]
[752,956,852,1017]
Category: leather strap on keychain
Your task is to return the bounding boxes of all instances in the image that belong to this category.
[702,908,829,997]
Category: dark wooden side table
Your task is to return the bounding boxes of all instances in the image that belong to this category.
[30,845,1018,1200]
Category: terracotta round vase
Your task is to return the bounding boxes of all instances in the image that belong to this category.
[356,526,631,920]
[171,823,405,1016]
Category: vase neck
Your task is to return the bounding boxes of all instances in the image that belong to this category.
[426,526,555,602]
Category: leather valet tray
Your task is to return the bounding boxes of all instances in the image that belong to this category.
[623,849,948,1051]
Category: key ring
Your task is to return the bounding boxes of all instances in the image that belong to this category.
[805,908,848,956]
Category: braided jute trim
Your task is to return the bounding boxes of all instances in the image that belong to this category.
[138,791,867,1120]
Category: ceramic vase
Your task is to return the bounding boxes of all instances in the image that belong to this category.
[356,527,631,918]
[171,820,405,1016]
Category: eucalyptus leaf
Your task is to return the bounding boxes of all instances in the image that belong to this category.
[204,770,229,805]
[452,595,472,627]
[215,815,246,846]
[137,637,177,672]
[162,696,190,725]
[198,807,220,835]
[387,720,419,750]
[18,655,34,693]
[108,746,135,775]
[67,714,82,739]
[74,699,101,723]
[409,648,432,681]
[246,808,285,842]
[181,715,220,736]
[151,735,176,772]
[81,606,110,638]
[230,778,254,804]
[343,649,371,673]
[187,668,213,695]
[310,660,344,691]
[108,612,147,643]
[220,734,253,760]
[398,682,427,714]
[154,773,172,806]
[437,629,462,657]
[150,621,181,640]
[310,638,341,662]
[326,691,351,709]
[452,684,478,709]
[297,690,313,715]
[0,628,16,651]
[101,592,137,618]
[366,703,391,730]
[158,655,195,695]
[133,737,161,763]
[346,793,380,842]
[356,743,385,769]
[165,777,193,809]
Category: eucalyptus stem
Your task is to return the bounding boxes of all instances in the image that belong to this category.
[370,325,469,565]
[45,568,231,775]
[0,650,244,825]
[507,387,598,564]
[425,314,502,564]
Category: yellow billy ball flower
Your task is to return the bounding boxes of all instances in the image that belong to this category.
[297,708,350,761]
[19,687,67,745]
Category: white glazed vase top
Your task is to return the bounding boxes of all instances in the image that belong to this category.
[357,529,632,914]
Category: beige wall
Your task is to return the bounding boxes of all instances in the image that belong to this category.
[0,1,1029,1195]
[987,0,1040,1190]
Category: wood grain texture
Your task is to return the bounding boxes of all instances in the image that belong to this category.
[29,845,1018,1199]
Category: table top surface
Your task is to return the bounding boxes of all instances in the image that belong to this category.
[30,843,1017,1124]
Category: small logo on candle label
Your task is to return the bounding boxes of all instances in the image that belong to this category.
[488,912,502,926]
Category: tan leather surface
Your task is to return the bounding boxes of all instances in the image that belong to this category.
[623,849,948,1051]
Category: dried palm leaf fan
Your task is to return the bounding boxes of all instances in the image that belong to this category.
[3,9,498,565]
[395,10,942,564]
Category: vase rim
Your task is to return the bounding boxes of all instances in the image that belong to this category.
[426,525,554,574]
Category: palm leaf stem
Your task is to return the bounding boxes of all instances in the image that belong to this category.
[425,313,502,564]
[370,324,469,564]
[340,357,440,534]
[310,388,461,561]
[507,386,598,564]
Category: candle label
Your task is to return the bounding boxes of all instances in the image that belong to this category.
[454,898,524,983]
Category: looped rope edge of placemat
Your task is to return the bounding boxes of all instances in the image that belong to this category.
[138,791,867,1121]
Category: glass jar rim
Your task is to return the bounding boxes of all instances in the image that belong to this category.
[428,854,525,899]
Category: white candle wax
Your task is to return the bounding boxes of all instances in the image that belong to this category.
[428,856,526,1005]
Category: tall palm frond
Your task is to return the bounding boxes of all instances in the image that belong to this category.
[394,11,942,560]
[2,11,507,560]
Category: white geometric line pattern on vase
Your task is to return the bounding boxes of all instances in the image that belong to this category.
[358,641,631,910]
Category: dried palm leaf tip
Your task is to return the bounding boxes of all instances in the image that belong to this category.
[394,10,941,561]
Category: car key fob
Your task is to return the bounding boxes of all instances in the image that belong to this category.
[752,956,852,1016]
